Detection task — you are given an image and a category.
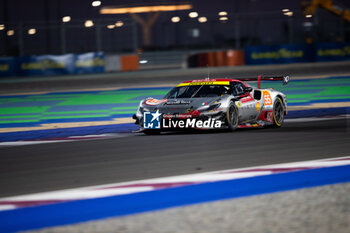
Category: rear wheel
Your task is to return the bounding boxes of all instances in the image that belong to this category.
[226,102,238,131]
[272,98,284,127]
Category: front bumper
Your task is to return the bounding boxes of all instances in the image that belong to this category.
[134,110,227,130]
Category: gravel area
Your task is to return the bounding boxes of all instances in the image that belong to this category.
[28,182,350,233]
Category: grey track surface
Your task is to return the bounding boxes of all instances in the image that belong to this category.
[0,118,349,198]
[1,60,350,94]
[29,182,350,233]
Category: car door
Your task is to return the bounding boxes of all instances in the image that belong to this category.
[231,82,259,122]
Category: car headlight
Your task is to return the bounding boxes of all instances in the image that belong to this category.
[198,103,221,112]
[139,107,151,113]
[207,103,221,111]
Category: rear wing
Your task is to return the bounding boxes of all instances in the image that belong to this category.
[239,75,290,89]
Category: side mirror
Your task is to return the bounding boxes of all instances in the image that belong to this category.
[237,87,253,99]
[245,87,253,93]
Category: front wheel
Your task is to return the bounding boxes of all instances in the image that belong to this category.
[226,102,239,131]
[272,98,284,127]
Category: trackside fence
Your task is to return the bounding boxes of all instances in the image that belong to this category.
[1,42,350,77]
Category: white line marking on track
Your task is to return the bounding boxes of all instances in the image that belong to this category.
[0,155,349,212]
[0,133,133,147]
[0,205,16,211]
[285,115,349,123]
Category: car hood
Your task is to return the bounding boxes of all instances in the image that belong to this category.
[143,97,222,114]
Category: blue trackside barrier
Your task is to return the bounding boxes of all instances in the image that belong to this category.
[244,42,350,65]
[244,44,312,65]
[314,42,350,62]
[0,57,16,77]
[0,52,104,77]
[16,54,76,76]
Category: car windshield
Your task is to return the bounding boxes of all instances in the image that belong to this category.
[164,85,230,99]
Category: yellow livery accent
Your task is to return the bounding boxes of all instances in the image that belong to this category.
[256,102,260,111]
[177,81,230,87]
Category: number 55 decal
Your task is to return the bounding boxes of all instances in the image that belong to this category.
[262,91,272,105]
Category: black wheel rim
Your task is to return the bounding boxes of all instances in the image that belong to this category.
[229,106,237,126]
[274,100,283,124]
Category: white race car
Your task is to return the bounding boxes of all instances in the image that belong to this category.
[133,75,289,134]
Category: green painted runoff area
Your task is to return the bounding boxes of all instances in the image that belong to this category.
[0,77,349,127]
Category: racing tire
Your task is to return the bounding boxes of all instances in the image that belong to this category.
[272,98,284,128]
[226,102,239,131]
[143,129,161,135]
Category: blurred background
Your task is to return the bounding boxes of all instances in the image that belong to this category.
[0,0,350,75]
[1,2,350,232]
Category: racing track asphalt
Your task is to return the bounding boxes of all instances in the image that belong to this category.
[0,117,349,198]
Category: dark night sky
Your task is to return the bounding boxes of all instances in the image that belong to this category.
[1,0,349,55]
[0,0,337,23]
